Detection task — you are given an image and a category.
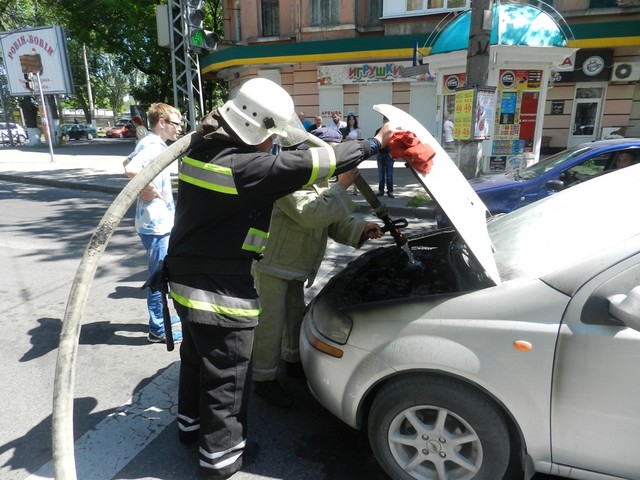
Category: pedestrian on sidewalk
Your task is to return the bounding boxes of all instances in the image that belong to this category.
[123,102,183,344]
[251,127,383,408]
[376,116,395,198]
[164,77,396,480]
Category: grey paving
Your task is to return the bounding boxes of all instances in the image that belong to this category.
[0,138,435,219]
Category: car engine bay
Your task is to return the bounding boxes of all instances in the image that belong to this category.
[320,230,494,307]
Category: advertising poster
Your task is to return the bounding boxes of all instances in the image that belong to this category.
[453,88,474,140]
[0,26,74,96]
[492,69,542,164]
[474,88,495,140]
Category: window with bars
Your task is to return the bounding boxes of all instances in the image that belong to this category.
[310,0,340,26]
[261,0,279,36]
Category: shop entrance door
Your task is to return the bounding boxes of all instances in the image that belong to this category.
[567,85,605,147]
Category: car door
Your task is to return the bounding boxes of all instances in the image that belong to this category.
[550,254,640,478]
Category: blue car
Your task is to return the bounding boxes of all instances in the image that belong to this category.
[471,138,640,214]
[435,139,640,227]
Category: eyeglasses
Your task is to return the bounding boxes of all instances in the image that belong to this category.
[165,119,182,127]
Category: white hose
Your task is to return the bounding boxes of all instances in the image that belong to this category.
[52,131,201,480]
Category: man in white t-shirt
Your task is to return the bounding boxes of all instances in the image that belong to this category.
[329,112,346,132]
[124,103,183,344]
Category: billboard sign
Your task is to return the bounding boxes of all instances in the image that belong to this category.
[0,26,74,96]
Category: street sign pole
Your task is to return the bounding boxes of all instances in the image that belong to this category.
[34,73,55,163]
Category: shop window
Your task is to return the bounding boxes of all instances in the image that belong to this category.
[261,0,279,36]
[311,0,340,26]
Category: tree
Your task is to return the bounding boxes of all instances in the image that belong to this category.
[1,0,227,125]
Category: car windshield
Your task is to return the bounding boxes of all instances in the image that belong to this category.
[487,164,640,281]
[517,145,592,180]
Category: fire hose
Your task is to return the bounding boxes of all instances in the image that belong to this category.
[353,175,418,265]
[52,131,203,480]
[51,132,414,479]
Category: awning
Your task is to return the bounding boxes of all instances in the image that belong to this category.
[427,3,570,55]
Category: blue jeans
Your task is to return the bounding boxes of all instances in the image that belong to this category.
[377,153,394,194]
[139,233,170,336]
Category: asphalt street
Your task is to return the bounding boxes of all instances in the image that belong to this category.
[0,139,560,480]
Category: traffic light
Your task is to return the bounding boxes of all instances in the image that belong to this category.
[185,0,218,53]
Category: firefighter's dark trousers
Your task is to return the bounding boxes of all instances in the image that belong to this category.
[175,309,254,479]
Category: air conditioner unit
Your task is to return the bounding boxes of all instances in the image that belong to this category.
[611,62,640,82]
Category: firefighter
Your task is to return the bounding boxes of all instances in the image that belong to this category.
[165,77,396,480]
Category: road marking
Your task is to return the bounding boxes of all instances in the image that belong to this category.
[26,361,180,480]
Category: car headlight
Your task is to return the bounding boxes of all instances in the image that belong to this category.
[311,298,353,345]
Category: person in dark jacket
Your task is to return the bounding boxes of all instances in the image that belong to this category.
[165,77,396,480]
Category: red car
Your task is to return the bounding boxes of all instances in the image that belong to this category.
[106,120,136,138]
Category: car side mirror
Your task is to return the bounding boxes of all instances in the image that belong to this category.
[546,179,565,192]
[608,286,640,332]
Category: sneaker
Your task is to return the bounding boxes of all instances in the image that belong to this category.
[284,361,306,379]
[376,191,384,197]
[170,315,181,325]
[253,380,293,408]
[148,329,183,344]
[387,192,395,198]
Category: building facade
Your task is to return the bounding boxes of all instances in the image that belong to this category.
[201,0,640,170]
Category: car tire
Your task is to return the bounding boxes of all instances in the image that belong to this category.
[87,133,93,140]
[18,134,27,144]
[368,376,512,480]
[119,133,124,138]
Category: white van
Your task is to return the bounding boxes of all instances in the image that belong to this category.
[0,122,28,144]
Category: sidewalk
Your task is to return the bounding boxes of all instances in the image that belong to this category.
[0,139,435,219]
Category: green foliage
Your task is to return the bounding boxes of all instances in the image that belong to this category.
[1,0,227,121]
[406,193,434,208]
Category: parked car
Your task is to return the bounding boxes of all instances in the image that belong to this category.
[0,122,28,145]
[301,115,640,479]
[59,123,96,141]
[105,120,136,138]
[469,138,640,214]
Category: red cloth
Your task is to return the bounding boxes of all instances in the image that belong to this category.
[388,131,436,174]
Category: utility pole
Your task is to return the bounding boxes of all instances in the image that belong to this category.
[458,0,493,179]
[166,0,205,132]
[82,44,95,128]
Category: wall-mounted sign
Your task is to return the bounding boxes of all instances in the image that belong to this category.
[443,73,466,93]
[551,100,565,115]
[552,49,613,83]
[317,62,436,86]
[0,26,74,96]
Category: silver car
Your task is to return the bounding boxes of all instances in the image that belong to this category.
[300,107,640,480]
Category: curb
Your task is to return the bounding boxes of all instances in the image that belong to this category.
[0,173,436,219]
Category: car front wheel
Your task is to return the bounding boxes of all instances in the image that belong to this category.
[87,133,93,140]
[368,376,512,480]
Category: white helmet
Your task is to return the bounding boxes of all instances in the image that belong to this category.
[220,78,310,147]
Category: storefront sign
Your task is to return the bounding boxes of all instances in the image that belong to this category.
[552,49,613,83]
[443,73,466,93]
[0,26,74,96]
[317,62,436,85]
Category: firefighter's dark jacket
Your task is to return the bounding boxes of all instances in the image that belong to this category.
[166,111,376,328]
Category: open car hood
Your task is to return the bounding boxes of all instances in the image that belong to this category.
[374,104,501,285]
